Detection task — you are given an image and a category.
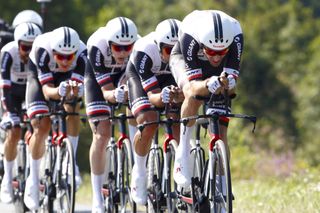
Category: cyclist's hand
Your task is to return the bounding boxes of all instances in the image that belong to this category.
[172,86,184,103]
[206,76,221,94]
[114,86,126,103]
[161,86,172,103]
[227,75,236,90]
[69,80,84,97]
[77,83,84,97]
[0,112,20,129]
[58,81,70,97]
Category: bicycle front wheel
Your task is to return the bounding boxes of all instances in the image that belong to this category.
[57,138,75,213]
[146,146,164,213]
[104,142,118,213]
[118,138,136,213]
[209,139,232,213]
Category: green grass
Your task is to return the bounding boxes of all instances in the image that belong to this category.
[76,173,92,205]
[233,171,320,212]
[76,140,320,212]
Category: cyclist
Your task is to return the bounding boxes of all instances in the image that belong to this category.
[127,19,183,205]
[24,26,87,210]
[12,9,43,30]
[169,10,243,190]
[84,17,138,212]
[0,22,41,203]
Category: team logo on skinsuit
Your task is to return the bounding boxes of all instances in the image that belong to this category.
[186,40,196,61]
[139,55,148,74]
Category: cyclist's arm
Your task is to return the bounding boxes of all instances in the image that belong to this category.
[88,46,117,103]
[35,48,60,100]
[147,88,163,108]
[0,51,13,112]
[132,51,164,107]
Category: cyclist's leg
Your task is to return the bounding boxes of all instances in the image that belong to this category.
[0,126,21,203]
[89,120,111,208]
[0,84,25,203]
[85,62,111,211]
[24,62,51,210]
[127,74,158,205]
[126,107,137,149]
[173,81,204,188]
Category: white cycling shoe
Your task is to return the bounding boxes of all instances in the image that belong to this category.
[23,177,39,210]
[92,204,104,213]
[173,155,192,188]
[0,178,13,203]
[130,165,147,205]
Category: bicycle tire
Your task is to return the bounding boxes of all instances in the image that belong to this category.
[146,146,164,213]
[39,138,55,213]
[210,139,232,213]
[163,139,178,213]
[190,139,206,184]
[56,138,75,213]
[104,141,119,213]
[119,138,136,213]
[13,140,28,213]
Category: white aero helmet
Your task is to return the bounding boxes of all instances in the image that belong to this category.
[14,22,42,42]
[199,11,235,51]
[12,10,43,29]
[105,17,138,45]
[50,27,80,55]
[154,19,181,49]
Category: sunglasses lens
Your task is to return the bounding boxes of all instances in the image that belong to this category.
[20,44,32,52]
[112,44,133,52]
[56,53,74,61]
[163,46,173,55]
[204,47,229,56]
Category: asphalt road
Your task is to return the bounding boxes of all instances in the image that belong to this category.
[0,201,146,212]
[0,202,92,212]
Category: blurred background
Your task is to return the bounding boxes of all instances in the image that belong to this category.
[1,0,320,211]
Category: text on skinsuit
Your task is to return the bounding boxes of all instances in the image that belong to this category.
[186,39,196,61]
[139,54,148,74]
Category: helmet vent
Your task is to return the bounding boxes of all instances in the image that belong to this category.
[166,36,170,39]
[116,35,119,39]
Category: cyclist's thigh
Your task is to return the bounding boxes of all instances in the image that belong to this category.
[127,72,154,118]
[26,63,49,121]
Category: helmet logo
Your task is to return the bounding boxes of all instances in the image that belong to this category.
[63,27,71,47]
[211,12,232,46]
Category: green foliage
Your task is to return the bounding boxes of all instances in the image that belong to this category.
[2,0,320,167]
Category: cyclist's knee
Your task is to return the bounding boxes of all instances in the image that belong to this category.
[31,116,51,136]
[136,111,158,139]
[6,128,21,143]
[91,121,111,143]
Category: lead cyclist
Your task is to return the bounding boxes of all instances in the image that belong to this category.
[169,10,244,201]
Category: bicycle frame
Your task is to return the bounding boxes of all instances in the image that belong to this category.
[137,111,180,213]
[38,100,80,213]
[101,104,136,212]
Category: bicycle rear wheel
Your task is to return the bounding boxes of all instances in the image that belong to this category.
[119,138,136,213]
[146,146,164,213]
[104,142,118,213]
[208,139,232,213]
[56,138,75,213]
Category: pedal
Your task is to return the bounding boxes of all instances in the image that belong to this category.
[176,200,187,210]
